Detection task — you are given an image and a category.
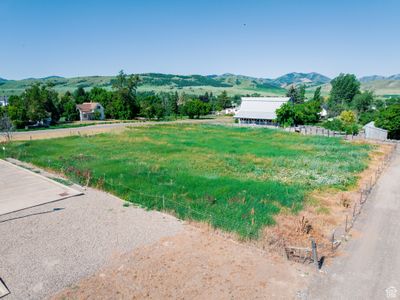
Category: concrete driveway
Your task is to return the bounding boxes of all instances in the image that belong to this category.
[0,160,82,215]
[0,161,183,299]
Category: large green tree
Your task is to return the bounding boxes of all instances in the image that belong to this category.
[375,104,400,139]
[352,90,374,113]
[328,73,360,115]
[8,83,60,128]
[312,86,322,102]
[286,85,305,104]
[184,99,211,119]
[139,94,164,119]
[59,91,79,121]
[88,87,113,118]
[216,90,231,110]
[110,70,140,119]
[73,86,88,104]
[276,100,321,126]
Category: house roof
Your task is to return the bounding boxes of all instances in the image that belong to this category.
[76,102,101,113]
[234,97,290,120]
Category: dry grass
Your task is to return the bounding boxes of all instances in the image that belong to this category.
[259,142,395,257]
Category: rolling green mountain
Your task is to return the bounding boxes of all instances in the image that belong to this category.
[359,75,387,83]
[274,72,331,87]
[0,73,287,96]
[1,72,399,97]
[361,79,400,96]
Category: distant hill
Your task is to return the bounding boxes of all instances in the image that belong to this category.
[388,74,400,80]
[357,74,400,96]
[274,72,331,87]
[0,73,287,96]
[360,74,400,82]
[359,75,387,83]
[361,80,400,96]
[1,72,399,97]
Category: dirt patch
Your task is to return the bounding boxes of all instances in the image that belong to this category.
[258,142,395,259]
[53,226,309,300]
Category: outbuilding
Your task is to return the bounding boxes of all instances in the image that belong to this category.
[234,97,291,125]
[363,121,388,140]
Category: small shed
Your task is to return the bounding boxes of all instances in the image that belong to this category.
[234,97,290,125]
[76,102,105,121]
[363,121,388,140]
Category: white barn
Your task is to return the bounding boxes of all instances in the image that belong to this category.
[234,97,291,125]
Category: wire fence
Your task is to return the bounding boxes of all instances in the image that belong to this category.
[227,122,400,144]
[285,142,398,268]
[41,159,261,238]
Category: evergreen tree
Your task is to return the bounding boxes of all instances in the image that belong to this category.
[111,70,140,119]
[297,85,306,104]
[312,86,322,102]
[73,86,87,104]
[286,85,299,103]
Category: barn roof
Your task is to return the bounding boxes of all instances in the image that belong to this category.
[76,102,101,113]
[234,97,291,120]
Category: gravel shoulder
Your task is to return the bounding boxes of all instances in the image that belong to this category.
[0,186,183,300]
[307,146,400,299]
[53,225,309,300]
[1,160,311,299]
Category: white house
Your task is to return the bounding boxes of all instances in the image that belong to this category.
[234,97,291,125]
[0,96,8,107]
[319,107,328,118]
[220,107,240,115]
[363,121,388,140]
[76,102,105,121]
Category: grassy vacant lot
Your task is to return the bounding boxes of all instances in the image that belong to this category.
[5,125,371,237]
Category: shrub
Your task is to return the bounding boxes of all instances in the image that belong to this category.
[340,110,357,124]
[322,118,359,135]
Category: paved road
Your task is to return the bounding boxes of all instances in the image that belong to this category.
[7,118,229,141]
[0,160,82,215]
[308,146,400,300]
[0,162,183,299]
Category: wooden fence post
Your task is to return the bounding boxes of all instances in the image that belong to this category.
[311,239,319,270]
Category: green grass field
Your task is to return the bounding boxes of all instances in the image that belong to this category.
[4,124,371,237]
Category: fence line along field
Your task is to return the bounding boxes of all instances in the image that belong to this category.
[4,124,371,238]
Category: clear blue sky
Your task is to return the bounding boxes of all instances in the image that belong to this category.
[1,0,399,79]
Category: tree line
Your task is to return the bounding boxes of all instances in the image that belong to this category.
[276,73,400,138]
[0,71,239,129]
